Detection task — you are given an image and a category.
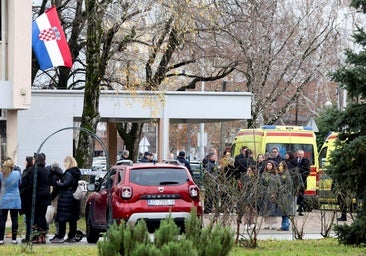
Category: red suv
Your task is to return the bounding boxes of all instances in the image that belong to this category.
[85,161,203,243]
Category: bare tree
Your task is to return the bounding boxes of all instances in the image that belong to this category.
[213,0,350,127]
[30,0,355,164]
[75,0,150,167]
[110,1,241,160]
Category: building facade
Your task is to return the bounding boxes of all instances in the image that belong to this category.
[0,0,32,162]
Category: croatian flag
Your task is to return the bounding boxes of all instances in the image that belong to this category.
[32,6,72,70]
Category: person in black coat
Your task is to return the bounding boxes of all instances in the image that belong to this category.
[139,151,153,162]
[176,151,193,176]
[234,146,248,173]
[296,150,311,216]
[20,156,34,214]
[120,150,130,160]
[234,148,256,179]
[285,151,298,170]
[20,153,51,243]
[51,156,81,243]
[202,152,218,214]
[49,162,64,241]
[267,147,284,166]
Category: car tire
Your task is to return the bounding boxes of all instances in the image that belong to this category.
[86,211,100,243]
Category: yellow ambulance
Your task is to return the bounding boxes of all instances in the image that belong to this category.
[318,132,358,208]
[231,125,319,199]
[318,132,338,202]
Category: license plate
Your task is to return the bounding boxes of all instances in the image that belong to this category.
[147,199,175,206]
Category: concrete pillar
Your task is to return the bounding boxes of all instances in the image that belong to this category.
[6,109,17,162]
[158,117,169,162]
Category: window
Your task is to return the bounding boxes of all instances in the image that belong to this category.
[318,147,328,168]
[130,168,189,186]
[266,143,315,165]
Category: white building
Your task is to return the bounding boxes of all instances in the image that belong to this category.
[0,0,32,162]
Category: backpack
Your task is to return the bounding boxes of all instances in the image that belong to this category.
[73,180,88,200]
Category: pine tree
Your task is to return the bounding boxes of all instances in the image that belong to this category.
[329,0,366,245]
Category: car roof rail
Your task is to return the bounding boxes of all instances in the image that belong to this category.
[115,160,133,166]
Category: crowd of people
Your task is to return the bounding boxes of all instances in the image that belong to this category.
[0,147,322,244]
[201,146,311,231]
[0,154,82,245]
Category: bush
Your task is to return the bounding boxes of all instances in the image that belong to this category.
[98,209,234,256]
[334,214,366,246]
[98,220,150,256]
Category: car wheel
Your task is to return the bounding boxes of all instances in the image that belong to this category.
[86,212,100,243]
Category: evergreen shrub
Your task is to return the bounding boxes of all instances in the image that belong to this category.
[98,209,234,256]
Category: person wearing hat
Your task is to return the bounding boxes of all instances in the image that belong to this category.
[177,151,193,176]
[140,152,153,163]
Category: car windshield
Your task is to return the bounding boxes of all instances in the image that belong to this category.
[129,168,189,186]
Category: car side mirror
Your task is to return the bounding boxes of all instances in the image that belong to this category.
[87,183,96,192]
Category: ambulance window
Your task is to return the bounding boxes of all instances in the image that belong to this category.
[266,144,287,157]
[318,147,328,168]
[266,143,315,165]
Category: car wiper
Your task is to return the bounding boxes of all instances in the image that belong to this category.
[159,181,179,185]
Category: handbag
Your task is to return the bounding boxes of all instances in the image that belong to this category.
[46,205,55,224]
[73,180,87,200]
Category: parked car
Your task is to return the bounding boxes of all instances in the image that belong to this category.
[85,161,203,243]
[190,160,203,187]
[92,158,107,171]
[80,168,106,182]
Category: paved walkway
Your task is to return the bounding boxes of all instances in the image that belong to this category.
[3,210,353,245]
[203,210,354,240]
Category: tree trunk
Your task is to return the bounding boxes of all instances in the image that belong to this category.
[75,0,103,168]
[116,123,144,162]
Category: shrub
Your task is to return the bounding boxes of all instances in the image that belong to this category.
[98,220,150,256]
[98,209,234,256]
[334,214,366,246]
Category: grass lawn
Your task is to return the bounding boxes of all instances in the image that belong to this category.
[230,238,366,256]
[0,237,364,256]
[2,216,365,255]
[0,245,98,256]
[1,216,95,255]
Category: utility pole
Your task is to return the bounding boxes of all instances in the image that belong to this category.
[219,81,227,157]
[295,96,299,125]
[199,80,205,160]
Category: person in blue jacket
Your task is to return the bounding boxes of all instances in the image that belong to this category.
[0,158,22,245]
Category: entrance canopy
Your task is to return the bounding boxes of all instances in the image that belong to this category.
[18,90,251,165]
